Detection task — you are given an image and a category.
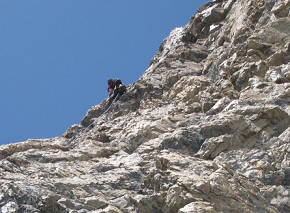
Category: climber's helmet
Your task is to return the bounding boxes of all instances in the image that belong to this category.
[108,79,113,85]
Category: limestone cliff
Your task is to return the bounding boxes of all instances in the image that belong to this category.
[1,0,290,212]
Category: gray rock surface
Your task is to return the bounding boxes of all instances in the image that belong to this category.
[1,0,290,212]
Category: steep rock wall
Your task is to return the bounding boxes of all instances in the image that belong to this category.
[1,0,290,212]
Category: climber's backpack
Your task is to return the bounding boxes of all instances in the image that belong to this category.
[118,84,126,93]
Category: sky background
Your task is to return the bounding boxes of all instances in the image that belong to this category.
[0,0,208,145]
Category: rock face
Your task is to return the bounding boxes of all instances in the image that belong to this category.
[2,0,290,212]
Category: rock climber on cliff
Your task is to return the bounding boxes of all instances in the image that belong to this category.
[107,78,126,99]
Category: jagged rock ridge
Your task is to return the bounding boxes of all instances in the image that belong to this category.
[1,0,290,212]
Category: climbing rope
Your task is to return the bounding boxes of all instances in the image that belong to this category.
[69,93,120,146]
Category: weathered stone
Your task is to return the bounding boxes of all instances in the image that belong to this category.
[271,0,290,18]
[64,124,83,139]
[3,0,290,212]
[178,201,215,213]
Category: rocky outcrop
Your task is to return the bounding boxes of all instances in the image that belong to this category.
[1,0,290,212]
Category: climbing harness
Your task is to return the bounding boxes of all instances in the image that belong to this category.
[69,93,120,146]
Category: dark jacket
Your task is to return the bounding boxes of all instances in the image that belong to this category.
[107,78,122,96]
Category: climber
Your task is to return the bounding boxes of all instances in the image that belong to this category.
[107,78,126,98]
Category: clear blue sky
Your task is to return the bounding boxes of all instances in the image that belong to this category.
[0,0,208,145]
